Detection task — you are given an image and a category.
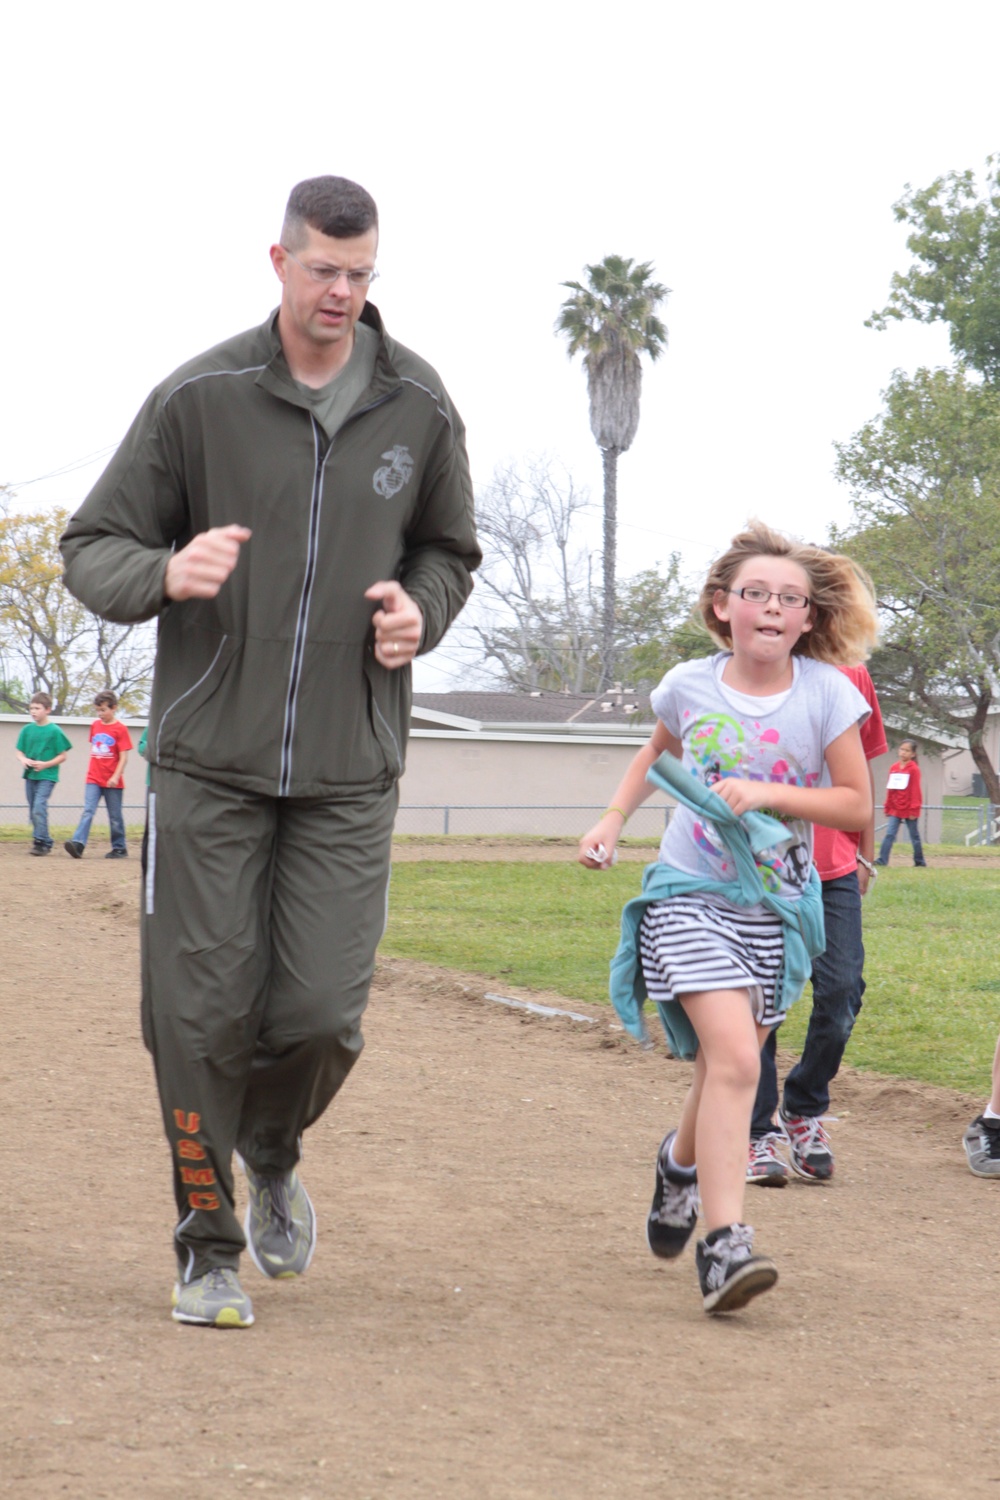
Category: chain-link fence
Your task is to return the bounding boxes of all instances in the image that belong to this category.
[399,802,1000,842]
[4,799,998,844]
[395,804,674,837]
[880,803,1000,848]
[1,800,671,840]
[0,801,146,821]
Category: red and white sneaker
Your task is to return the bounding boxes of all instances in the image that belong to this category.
[778,1107,834,1180]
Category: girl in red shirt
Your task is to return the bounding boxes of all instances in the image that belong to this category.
[875,740,926,867]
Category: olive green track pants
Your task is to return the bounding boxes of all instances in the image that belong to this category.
[140,766,398,1279]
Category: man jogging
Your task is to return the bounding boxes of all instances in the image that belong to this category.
[61,176,480,1328]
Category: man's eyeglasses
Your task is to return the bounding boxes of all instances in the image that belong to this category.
[282,247,379,287]
[730,587,810,609]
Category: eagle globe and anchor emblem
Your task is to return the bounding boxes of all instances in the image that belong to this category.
[372,445,414,498]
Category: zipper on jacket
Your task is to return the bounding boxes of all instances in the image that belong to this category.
[277,388,400,796]
[279,419,327,796]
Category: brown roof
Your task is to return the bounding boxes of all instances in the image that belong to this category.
[412,690,652,728]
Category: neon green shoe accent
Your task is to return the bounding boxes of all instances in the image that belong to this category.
[171,1267,254,1327]
[243,1164,317,1279]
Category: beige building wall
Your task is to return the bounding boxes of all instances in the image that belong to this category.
[0,716,147,823]
[0,715,972,847]
[936,717,1000,797]
[0,719,671,838]
[398,730,673,837]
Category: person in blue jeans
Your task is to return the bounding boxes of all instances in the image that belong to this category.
[875,741,926,867]
[64,691,133,859]
[748,664,887,1185]
[15,692,73,854]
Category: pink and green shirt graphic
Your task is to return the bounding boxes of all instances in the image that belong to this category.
[651,654,870,899]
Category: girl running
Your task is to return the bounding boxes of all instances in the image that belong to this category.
[579,522,877,1313]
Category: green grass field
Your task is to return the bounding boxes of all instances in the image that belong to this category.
[0,822,147,842]
[5,816,998,1096]
[382,856,1000,1097]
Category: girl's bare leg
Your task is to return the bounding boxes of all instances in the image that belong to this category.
[990,1032,1000,1116]
[671,1050,705,1170]
[675,989,770,1231]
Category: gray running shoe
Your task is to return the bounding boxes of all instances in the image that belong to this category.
[747,1131,789,1187]
[696,1223,778,1313]
[646,1130,700,1259]
[243,1164,317,1278]
[963,1115,1000,1177]
[172,1267,254,1328]
[64,840,84,859]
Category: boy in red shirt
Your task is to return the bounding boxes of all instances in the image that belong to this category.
[64,691,133,859]
[875,740,926,868]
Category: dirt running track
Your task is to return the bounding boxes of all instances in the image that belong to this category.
[2,839,998,1499]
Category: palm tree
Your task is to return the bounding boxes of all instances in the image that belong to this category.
[556,256,669,686]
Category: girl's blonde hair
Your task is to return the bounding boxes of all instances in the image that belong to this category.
[697,520,878,665]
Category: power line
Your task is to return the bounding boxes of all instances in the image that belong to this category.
[615,516,717,552]
[8,444,119,490]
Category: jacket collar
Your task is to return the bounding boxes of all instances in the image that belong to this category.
[253,302,402,413]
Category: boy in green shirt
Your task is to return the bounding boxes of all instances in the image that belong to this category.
[15,692,72,855]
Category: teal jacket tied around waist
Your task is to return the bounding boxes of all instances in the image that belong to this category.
[609,752,826,1060]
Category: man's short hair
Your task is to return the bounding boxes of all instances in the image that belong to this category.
[94,690,118,710]
[281,176,378,250]
[30,691,52,710]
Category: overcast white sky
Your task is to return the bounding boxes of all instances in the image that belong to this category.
[4,0,995,689]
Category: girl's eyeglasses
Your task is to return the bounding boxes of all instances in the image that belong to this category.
[730,587,810,609]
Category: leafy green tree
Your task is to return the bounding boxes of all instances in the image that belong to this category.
[867,157,1000,382]
[834,366,1000,805]
[0,500,154,713]
[556,256,669,683]
[615,561,711,699]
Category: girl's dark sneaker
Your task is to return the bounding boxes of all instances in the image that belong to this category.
[646,1130,700,1259]
[963,1115,1000,1177]
[695,1223,778,1313]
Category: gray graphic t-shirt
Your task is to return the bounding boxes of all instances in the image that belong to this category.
[652,653,870,899]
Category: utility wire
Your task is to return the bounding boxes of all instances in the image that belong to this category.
[8,444,119,490]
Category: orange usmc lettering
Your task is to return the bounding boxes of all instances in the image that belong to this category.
[180,1168,216,1186]
[188,1192,220,1211]
[173,1110,201,1133]
[177,1140,207,1160]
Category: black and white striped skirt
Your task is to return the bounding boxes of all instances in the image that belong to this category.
[638,893,786,1028]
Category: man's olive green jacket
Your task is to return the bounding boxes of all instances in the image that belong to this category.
[61,305,480,798]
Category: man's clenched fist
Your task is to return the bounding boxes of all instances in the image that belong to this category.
[164,525,252,601]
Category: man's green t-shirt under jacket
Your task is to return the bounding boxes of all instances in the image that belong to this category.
[16,721,73,781]
[291,323,379,441]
